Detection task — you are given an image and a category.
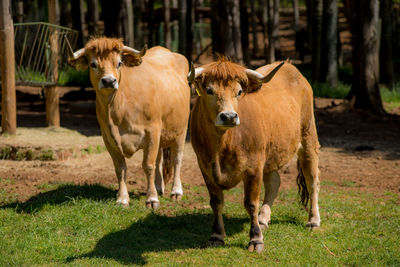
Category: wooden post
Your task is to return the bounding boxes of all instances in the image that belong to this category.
[0,0,17,134]
[46,0,60,127]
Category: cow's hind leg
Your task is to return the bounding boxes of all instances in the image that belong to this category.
[297,145,321,228]
[244,167,264,253]
[170,133,185,201]
[259,171,281,229]
[155,148,165,196]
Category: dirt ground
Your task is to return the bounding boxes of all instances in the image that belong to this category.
[0,97,400,204]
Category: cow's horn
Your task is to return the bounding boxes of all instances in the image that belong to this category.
[122,44,147,57]
[187,64,205,83]
[64,35,86,60]
[245,61,285,83]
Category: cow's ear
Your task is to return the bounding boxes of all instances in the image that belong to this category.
[244,79,263,94]
[122,53,142,67]
[68,56,88,71]
[244,62,285,93]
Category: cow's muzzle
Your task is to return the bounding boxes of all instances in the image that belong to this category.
[100,75,118,89]
[215,111,240,128]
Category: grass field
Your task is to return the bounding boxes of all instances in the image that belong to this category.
[1,182,399,266]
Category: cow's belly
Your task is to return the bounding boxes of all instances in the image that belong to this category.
[264,138,300,171]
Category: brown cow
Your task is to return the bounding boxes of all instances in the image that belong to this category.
[68,37,190,208]
[189,58,320,252]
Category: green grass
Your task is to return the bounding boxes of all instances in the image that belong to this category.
[0,183,399,266]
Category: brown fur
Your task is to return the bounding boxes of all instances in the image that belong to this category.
[84,37,124,54]
[190,59,321,251]
[68,38,190,207]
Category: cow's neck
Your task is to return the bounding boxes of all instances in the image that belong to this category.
[95,88,126,154]
[196,99,236,183]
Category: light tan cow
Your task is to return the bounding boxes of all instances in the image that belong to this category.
[189,58,320,252]
[68,37,190,208]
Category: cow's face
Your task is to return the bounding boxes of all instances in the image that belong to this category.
[199,78,243,129]
[87,51,122,91]
[189,61,285,131]
[68,39,146,92]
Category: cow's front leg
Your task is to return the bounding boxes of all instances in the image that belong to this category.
[202,170,225,246]
[105,141,130,206]
[143,132,161,209]
[244,169,264,253]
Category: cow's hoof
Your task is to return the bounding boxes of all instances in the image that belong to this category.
[259,221,268,230]
[206,237,225,247]
[146,201,160,209]
[116,198,129,207]
[248,240,264,253]
[306,222,320,228]
[171,193,182,201]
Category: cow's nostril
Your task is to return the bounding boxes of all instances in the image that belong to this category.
[220,113,228,122]
[232,113,238,119]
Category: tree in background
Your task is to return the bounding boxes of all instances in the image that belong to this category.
[349,0,385,114]
[240,0,250,65]
[380,0,394,88]
[320,0,338,85]
[310,0,322,83]
[211,0,243,63]
[87,0,99,36]
[71,0,85,46]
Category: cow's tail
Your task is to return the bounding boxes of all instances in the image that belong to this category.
[296,159,309,209]
[162,147,173,184]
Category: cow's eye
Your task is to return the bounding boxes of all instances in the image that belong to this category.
[90,62,97,69]
[206,87,214,95]
[237,89,243,97]
[117,61,122,68]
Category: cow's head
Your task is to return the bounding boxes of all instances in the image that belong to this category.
[67,37,146,91]
[188,58,284,130]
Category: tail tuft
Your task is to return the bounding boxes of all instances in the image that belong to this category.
[296,160,309,208]
[162,147,173,184]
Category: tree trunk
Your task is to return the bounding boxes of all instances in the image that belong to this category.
[163,0,171,49]
[320,0,338,85]
[46,0,60,127]
[87,0,99,36]
[211,0,243,63]
[16,0,24,23]
[267,0,275,62]
[0,0,17,134]
[121,0,134,47]
[250,0,258,55]
[101,0,122,38]
[311,0,322,83]
[59,0,72,28]
[259,0,269,61]
[147,0,155,46]
[272,0,280,57]
[134,0,144,47]
[178,0,187,56]
[240,0,250,65]
[349,0,384,114]
[293,0,299,31]
[379,0,394,88]
[71,0,85,46]
[186,0,194,60]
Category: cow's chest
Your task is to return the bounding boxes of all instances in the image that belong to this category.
[208,148,246,189]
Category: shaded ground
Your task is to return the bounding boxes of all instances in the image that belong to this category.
[0,97,399,204]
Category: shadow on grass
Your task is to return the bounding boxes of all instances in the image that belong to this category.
[66,212,247,265]
[0,184,135,214]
